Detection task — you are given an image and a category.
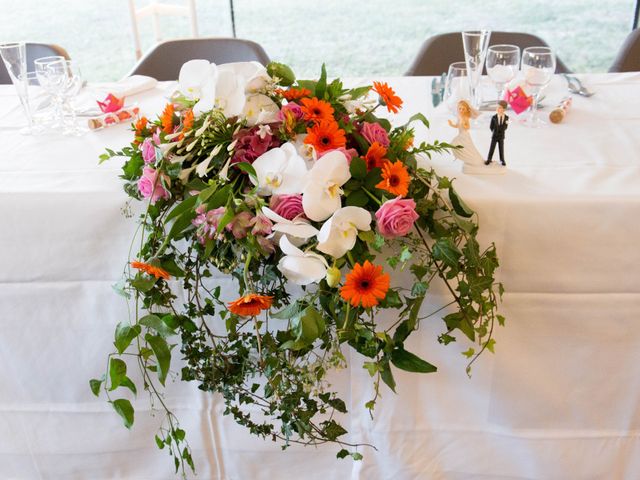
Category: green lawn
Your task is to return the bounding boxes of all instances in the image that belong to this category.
[0,0,634,81]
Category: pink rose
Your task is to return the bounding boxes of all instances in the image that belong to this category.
[137,167,170,204]
[140,137,156,164]
[270,194,304,220]
[375,197,419,238]
[361,122,390,148]
[318,147,358,163]
[277,103,304,122]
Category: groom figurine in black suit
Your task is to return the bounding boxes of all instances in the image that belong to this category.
[485,100,509,166]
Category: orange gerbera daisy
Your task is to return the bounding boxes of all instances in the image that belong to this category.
[276,87,312,101]
[365,142,388,170]
[227,293,274,317]
[304,120,347,153]
[372,81,403,114]
[160,103,175,134]
[134,116,148,135]
[300,97,335,123]
[340,261,390,308]
[182,109,194,131]
[131,260,171,280]
[376,160,411,197]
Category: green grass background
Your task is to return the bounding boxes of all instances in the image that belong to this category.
[0,0,635,81]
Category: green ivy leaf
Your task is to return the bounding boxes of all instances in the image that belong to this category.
[120,376,138,396]
[391,348,437,373]
[108,358,127,391]
[484,338,496,353]
[145,333,172,386]
[380,360,396,393]
[323,420,347,440]
[155,435,164,449]
[351,452,364,461]
[271,300,302,320]
[432,238,462,269]
[112,398,134,429]
[114,323,142,354]
[89,377,104,397]
[337,449,350,459]
[449,186,474,218]
[139,314,176,337]
[462,347,475,358]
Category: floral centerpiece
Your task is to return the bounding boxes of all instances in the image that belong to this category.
[94,60,504,475]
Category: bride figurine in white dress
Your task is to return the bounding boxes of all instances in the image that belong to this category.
[448,100,505,175]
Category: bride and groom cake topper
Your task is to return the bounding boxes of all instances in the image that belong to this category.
[449,100,508,175]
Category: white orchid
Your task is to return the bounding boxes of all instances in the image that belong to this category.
[316,207,372,258]
[277,236,328,286]
[176,60,276,118]
[243,94,280,126]
[177,60,217,113]
[291,134,317,168]
[214,66,248,117]
[302,150,351,222]
[251,143,308,196]
[262,207,318,241]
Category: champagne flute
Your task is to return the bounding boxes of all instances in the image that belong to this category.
[486,45,520,103]
[444,62,471,115]
[48,59,87,135]
[0,42,34,134]
[521,47,556,127]
[462,30,491,108]
[34,55,66,128]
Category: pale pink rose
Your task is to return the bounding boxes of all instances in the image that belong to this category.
[277,103,304,122]
[137,167,170,204]
[361,122,390,147]
[375,197,419,238]
[141,137,156,164]
[318,147,358,163]
[270,194,304,220]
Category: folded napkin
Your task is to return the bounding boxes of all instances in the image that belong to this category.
[99,75,158,98]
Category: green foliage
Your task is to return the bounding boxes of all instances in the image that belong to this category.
[94,61,505,477]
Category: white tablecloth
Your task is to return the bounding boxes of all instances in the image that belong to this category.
[1,73,640,479]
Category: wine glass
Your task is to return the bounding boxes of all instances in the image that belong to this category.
[486,45,520,103]
[47,59,87,135]
[521,47,556,127]
[444,62,471,115]
[462,30,491,108]
[0,42,34,134]
[34,55,66,127]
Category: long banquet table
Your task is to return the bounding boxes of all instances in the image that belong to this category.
[1,73,640,479]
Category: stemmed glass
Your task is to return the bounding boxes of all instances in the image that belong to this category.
[521,46,556,127]
[0,42,34,134]
[34,55,67,127]
[444,62,471,115]
[47,59,87,135]
[486,44,520,103]
[462,30,491,108]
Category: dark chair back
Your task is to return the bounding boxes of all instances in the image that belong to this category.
[609,28,640,72]
[128,37,271,80]
[0,43,70,84]
[406,31,571,76]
